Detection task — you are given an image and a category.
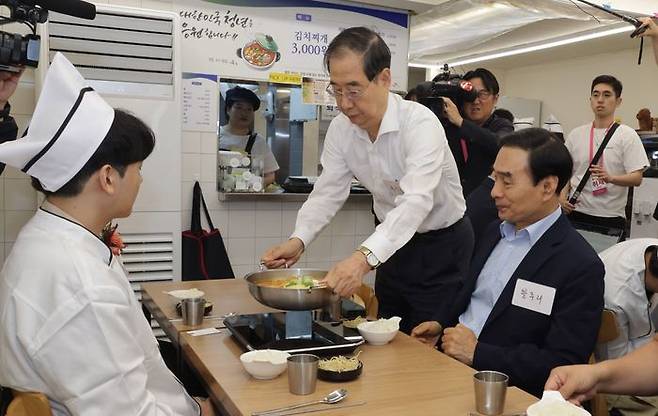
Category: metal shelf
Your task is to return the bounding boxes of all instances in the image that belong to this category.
[218,191,372,202]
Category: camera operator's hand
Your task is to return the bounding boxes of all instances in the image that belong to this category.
[639,17,658,38]
[443,97,464,127]
[0,69,24,109]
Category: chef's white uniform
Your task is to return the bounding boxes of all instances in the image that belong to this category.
[0,206,200,416]
[595,238,658,361]
[595,239,658,416]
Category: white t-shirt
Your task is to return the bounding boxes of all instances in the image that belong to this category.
[566,123,648,218]
[219,125,279,174]
[595,238,658,361]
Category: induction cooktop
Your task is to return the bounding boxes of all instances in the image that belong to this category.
[224,312,364,355]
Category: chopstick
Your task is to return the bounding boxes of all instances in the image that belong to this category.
[258,401,366,416]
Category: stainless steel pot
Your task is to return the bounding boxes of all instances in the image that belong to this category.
[245,268,337,311]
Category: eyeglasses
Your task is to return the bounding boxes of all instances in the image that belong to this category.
[475,90,493,100]
[326,79,374,102]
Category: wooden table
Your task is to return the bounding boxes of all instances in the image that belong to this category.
[143,280,538,415]
[141,279,275,347]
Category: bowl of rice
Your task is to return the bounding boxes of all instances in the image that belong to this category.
[357,316,401,345]
[527,391,591,416]
[240,349,290,380]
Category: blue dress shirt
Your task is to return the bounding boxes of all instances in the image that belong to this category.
[459,206,562,337]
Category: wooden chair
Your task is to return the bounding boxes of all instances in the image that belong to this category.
[354,284,378,320]
[6,390,52,416]
[589,309,620,416]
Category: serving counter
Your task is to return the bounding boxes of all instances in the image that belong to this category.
[142,279,537,415]
[218,192,372,202]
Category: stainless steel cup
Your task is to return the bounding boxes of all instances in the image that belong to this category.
[287,354,319,395]
[473,370,508,415]
[181,297,206,326]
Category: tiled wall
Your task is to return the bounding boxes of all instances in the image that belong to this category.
[0,70,37,267]
[0,0,377,284]
[181,127,376,279]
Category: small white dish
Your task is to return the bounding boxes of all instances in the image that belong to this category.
[357,316,401,345]
[240,349,290,380]
[165,288,205,300]
[527,391,591,416]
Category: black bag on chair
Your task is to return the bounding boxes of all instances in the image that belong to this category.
[182,182,234,280]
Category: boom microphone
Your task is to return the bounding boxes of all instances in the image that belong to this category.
[25,0,96,20]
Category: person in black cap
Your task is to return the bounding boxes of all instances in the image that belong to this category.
[220,86,279,187]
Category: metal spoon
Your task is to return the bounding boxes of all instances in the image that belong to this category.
[251,389,348,416]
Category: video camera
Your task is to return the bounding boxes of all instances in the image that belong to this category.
[416,64,478,121]
[0,0,96,72]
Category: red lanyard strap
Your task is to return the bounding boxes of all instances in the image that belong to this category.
[569,122,619,204]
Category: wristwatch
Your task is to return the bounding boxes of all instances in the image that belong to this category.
[357,246,380,269]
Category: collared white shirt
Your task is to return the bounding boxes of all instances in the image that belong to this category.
[292,92,465,262]
[0,206,199,416]
[459,206,562,337]
[595,238,658,361]
[566,123,648,218]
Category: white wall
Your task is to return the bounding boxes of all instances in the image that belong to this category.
[496,47,658,134]
[0,0,377,281]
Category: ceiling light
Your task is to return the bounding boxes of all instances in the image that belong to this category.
[408,62,441,69]
[445,25,633,67]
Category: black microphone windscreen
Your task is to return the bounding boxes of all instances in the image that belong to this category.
[33,0,96,20]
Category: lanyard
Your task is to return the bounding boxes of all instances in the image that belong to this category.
[589,122,613,167]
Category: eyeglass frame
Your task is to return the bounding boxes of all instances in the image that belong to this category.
[325,72,381,102]
[474,89,494,100]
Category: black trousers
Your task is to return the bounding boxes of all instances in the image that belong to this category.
[375,217,474,334]
[568,210,627,240]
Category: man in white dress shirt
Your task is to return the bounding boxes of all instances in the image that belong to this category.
[0,54,213,415]
[262,27,473,334]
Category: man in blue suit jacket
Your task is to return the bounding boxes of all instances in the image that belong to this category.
[412,128,604,397]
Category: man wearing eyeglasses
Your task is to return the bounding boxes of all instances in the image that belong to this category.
[442,68,514,196]
[261,26,473,334]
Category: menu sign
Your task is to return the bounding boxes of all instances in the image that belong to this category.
[174,0,409,91]
[182,72,219,132]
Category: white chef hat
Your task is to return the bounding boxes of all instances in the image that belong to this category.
[0,52,114,192]
[542,114,563,134]
[514,117,535,131]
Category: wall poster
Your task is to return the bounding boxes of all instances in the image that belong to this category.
[174,0,410,91]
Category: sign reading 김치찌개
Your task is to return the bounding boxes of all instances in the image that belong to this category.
[174,0,409,91]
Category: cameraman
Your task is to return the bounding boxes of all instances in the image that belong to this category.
[442,68,513,195]
[0,70,22,148]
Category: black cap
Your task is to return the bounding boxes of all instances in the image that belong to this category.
[226,86,260,111]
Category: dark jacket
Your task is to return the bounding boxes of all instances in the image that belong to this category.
[443,214,604,397]
[465,176,497,242]
[454,114,513,195]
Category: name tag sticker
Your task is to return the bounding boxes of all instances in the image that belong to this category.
[511,279,556,316]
